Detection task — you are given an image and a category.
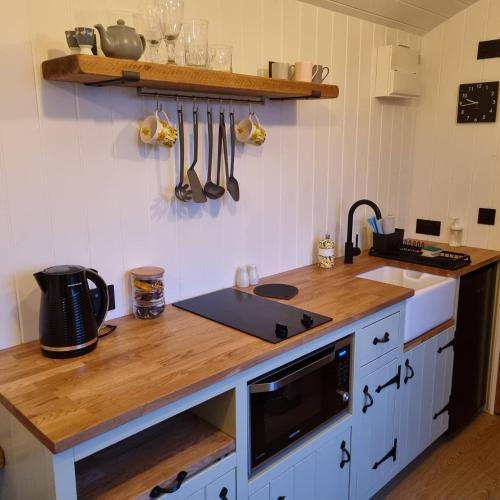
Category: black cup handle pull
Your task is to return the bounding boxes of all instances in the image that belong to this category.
[219,486,228,499]
[277,497,286,500]
[373,332,390,345]
[149,470,188,498]
[85,268,109,328]
[362,385,374,413]
[404,358,415,384]
[340,440,351,469]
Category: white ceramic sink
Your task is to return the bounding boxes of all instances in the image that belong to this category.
[357,266,457,342]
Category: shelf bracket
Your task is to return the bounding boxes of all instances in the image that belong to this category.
[85,70,140,87]
[270,90,322,101]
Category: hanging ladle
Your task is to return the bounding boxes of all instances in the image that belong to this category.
[186,105,207,203]
[227,111,240,201]
[174,105,192,202]
[203,108,225,199]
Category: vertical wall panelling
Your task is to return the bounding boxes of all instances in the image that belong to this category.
[0,0,421,348]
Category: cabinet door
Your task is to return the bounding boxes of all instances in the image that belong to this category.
[315,428,351,500]
[187,489,206,500]
[293,453,316,500]
[398,342,426,470]
[250,485,270,500]
[270,467,294,500]
[205,469,236,500]
[355,357,400,499]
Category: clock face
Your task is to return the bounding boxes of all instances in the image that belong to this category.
[457,81,498,123]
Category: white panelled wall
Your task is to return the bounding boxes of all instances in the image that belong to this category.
[0,0,420,349]
[406,0,500,249]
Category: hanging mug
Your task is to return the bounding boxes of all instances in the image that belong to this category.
[235,112,266,146]
[140,110,177,147]
[312,65,330,83]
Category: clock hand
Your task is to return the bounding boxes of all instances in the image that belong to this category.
[460,101,479,107]
[465,98,478,104]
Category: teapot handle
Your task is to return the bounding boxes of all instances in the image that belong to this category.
[86,269,109,328]
[139,34,146,54]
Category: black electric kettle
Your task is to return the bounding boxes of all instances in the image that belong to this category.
[34,265,109,358]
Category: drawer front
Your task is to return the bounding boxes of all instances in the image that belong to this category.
[205,469,236,500]
[358,313,401,366]
[250,485,270,500]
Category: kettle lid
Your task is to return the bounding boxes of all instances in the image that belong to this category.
[42,265,86,275]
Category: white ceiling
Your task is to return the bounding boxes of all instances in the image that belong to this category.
[302,0,480,35]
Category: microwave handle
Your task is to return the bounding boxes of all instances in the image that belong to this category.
[249,351,335,393]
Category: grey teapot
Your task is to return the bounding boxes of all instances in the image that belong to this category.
[94,19,146,60]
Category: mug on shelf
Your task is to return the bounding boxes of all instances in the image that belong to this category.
[235,112,266,146]
[269,61,290,80]
[312,64,330,83]
[140,110,178,147]
[290,61,319,82]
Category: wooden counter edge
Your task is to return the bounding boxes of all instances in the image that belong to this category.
[403,319,455,352]
[0,289,413,454]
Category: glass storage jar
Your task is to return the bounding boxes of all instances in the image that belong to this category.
[130,266,165,319]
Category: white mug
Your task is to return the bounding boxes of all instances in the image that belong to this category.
[290,61,319,82]
[270,62,290,80]
[140,110,177,147]
[235,113,266,146]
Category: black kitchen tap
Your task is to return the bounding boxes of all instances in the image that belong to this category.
[344,199,382,264]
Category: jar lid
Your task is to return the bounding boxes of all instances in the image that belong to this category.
[130,266,165,278]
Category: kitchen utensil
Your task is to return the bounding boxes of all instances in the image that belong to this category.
[174,106,192,202]
[253,284,299,300]
[65,30,80,54]
[34,265,109,358]
[312,64,330,83]
[184,18,209,67]
[203,109,225,199]
[270,62,290,79]
[94,19,145,60]
[159,0,184,63]
[227,111,240,201]
[290,61,319,82]
[221,111,230,187]
[235,112,266,145]
[215,111,226,195]
[236,266,250,287]
[140,109,177,147]
[130,267,165,319]
[248,265,259,285]
[208,44,232,71]
[74,27,96,55]
[186,107,207,203]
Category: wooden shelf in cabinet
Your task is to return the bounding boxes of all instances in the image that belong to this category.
[42,55,339,100]
[75,411,235,500]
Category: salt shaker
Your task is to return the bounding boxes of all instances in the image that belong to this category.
[236,266,250,287]
[248,265,259,285]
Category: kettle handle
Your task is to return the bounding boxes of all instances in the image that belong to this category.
[86,269,109,328]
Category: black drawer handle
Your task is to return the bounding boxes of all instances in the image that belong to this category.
[372,439,397,470]
[219,486,228,499]
[404,359,415,384]
[277,497,286,500]
[340,440,351,468]
[373,332,390,345]
[362,385,374,413]
[437,338,455,353]
[149,470,187,498]
[376,365,401,393]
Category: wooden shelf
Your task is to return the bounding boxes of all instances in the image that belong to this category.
[42,55,339,101]
[75,411,235,500]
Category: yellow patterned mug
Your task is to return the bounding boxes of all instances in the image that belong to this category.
[235,112,266,146]
[140,110,177,147]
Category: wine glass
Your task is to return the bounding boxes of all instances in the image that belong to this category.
[158,0,184,64]
[134,7,162,63]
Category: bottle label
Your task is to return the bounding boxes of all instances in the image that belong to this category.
[319,248,334,258]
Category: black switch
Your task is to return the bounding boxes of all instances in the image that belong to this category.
[416,219,441,236]
[275,323,288,339]
[478,208,496,225]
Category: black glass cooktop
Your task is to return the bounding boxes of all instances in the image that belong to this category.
[173,288,332,343]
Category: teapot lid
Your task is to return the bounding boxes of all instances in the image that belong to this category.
[108,19,136,31]
[42,265,85,275]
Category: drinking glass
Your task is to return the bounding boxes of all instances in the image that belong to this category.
[184,19,209,67]
[134,8,162,62]
[208,44,232,72]
[158,0,184,64]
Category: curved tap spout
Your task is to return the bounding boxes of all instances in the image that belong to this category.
[344,199,382,264]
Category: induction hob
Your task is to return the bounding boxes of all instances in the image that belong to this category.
[173,288,332,343]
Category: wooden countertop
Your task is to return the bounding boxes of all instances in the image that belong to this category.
[0,245,498,453]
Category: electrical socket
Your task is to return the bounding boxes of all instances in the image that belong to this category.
[415,218,441,236]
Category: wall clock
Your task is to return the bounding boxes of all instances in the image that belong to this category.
[457,81,498,123]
